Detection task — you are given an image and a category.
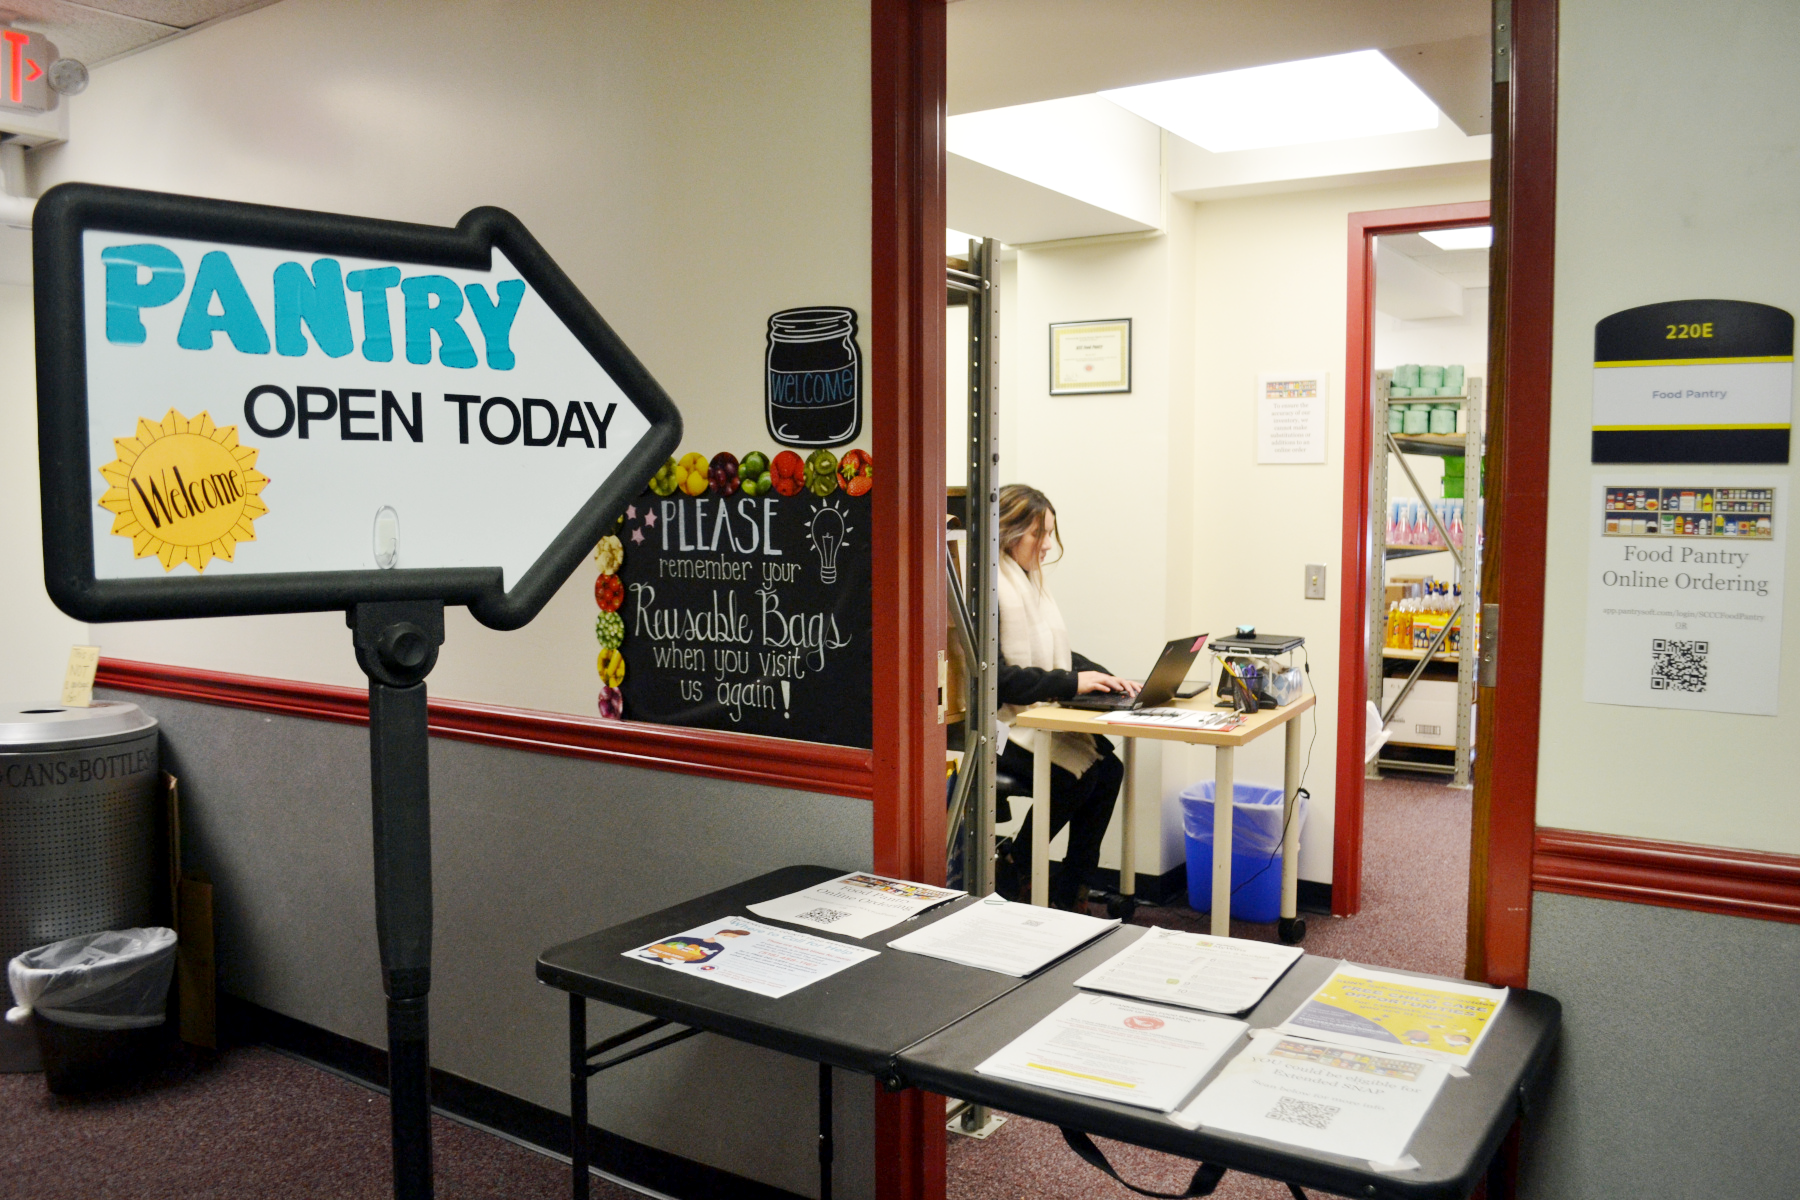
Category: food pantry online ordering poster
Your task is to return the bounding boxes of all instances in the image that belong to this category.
[1584,475,1786,715]
[592,445,873,748]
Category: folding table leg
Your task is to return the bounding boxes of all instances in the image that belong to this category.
[569,993,588,1200]
[1032,729,1052,907]
[1211,746,1235,936]
[818,1062,833,1200]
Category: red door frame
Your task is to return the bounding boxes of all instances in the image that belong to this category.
[870,1,949,1198]
[1333,0,1557,997]
[1475,0,1558,991]
[874,0,1558,1191]
[1333,199,1491,919]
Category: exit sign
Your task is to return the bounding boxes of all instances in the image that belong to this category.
[0,27,58,114]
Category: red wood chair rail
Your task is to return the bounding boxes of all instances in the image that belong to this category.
[1534,827,1800,925]
[95,657,874,801]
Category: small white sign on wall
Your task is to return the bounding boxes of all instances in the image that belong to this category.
[1257,372,1327,464]
[1584,474,1786,715]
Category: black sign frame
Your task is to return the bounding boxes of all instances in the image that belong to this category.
[36,182,682,629]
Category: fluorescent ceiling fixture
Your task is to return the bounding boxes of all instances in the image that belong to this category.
[1419,225,1493,250]
[1101,50,1439,153]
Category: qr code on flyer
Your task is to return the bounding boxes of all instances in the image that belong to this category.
[1651,639,1709,693]
[1266,1096,1339,1131]
[796,907,851,925]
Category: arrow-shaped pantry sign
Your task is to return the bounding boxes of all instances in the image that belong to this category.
[35,184,683,1200]
[36,182,682,627]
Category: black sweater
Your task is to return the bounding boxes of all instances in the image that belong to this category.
[997,650,1110,707]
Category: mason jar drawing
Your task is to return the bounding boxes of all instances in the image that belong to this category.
[766,307,861,447]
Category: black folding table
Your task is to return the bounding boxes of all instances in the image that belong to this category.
[896,924,1561,1200]
[537,865,1035,1200]
[537,866,1560,1200]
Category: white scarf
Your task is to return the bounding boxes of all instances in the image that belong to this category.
[997,555,1100,777]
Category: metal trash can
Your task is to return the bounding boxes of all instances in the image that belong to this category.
[0,702,159,1072]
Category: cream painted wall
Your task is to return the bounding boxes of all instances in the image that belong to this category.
[1000,219,1194,877]
[0,283,89,702]
[996,174,1489,885]
[946,301,969,487]
[1536,0,1800,853]
[25,0,872,719]
[1184,176,1487,884]
[1376,287,1489,378]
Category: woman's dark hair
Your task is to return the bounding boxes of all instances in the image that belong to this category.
[997,483,1063,566]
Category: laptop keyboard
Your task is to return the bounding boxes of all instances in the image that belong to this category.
[1060,692,1138,711]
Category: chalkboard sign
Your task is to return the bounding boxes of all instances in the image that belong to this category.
[603,448,871,748]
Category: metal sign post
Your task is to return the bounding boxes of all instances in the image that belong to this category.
[35,183,682,1199]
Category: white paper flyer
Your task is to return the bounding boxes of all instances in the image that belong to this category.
[623,915,878,999]
[747,872,963,939]
[888,895,1118,977]
[1074,927,1302,1015]
[1584,475,1786,714]
[977,993,1246,1112]
[1174,1030,1447,1164]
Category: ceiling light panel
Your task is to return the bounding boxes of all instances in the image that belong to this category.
[1420,225,1494,250]
[1102,50,1440,153]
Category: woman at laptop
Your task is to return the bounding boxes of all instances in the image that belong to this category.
[993,483,1138,909]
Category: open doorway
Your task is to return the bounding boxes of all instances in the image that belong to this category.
[1332,202,1492,981]
[936,0,1510,1191]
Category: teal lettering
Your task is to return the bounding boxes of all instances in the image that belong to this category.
[402,275,477,368]
[102,243,185,344]
[176,251,270,354]
[464,280,526,370]
[273,258,354,358]
[345,266,400,362]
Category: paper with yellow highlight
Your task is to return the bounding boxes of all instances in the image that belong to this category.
[97,409,269,572]
[1276,965,1507,1066]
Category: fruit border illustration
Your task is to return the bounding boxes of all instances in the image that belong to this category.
[594,446,873,719]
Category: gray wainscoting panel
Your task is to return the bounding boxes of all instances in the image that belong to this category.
[1523,892,1800,1200]
[106,690,875,1200]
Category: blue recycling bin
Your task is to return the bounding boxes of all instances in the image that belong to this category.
[1180,781,1303,922]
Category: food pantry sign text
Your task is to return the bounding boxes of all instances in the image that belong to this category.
[36,184,680,628]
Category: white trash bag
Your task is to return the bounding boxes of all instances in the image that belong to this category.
[7,927,178,1031]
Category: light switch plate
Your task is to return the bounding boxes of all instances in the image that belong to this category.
[1304,563,1327,600]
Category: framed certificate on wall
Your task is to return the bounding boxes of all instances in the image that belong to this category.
[1050,318,1131,395]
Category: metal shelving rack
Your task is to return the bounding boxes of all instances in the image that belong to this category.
[944,238,1004,1143]
[1367,370,1484,785]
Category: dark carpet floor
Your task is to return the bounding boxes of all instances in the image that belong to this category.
[0,774,1466,1200]
[0,1041,640,1200]
[947,772,1471,1200]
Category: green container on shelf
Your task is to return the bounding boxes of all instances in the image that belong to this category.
[1429,405,1457,434]
[1388,405,1405,433]
[1402,405,1430,435]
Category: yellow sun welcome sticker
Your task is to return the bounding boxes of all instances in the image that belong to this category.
[97,408,269,572]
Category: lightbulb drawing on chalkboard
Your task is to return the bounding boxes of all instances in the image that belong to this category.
[806,498,851,585]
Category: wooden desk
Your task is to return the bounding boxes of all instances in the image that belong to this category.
[1011,692,1315,938]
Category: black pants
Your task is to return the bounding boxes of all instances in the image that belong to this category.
[997,738,1123,907]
